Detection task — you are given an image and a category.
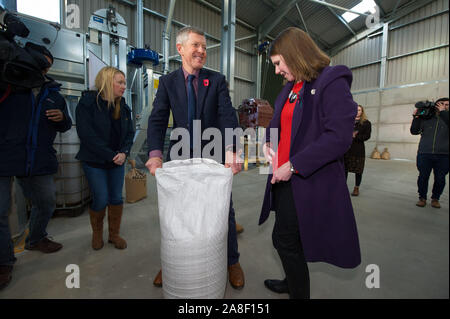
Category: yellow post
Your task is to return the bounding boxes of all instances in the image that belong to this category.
[244,136,249,171]
[255,127,260,167]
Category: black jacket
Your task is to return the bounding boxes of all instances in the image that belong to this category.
[75,91,135,164]
[345,120,372,158]
[410,111,449,155]
[0,77,72,176]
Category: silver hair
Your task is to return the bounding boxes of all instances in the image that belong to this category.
[176,26,205,45]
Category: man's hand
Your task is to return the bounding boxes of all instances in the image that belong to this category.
[224,150,243,175]
[113,153,126,166]
[436,101,447,112]
[271,160,292,184]
[46,109,64,122]
[263,142,276,165]
[145,157,163,176]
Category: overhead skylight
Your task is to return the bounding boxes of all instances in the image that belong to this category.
[342,0,377,23]
[16,0,60,24]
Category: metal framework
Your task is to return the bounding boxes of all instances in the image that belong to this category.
[258,0,299,41]
[220,0,236,102]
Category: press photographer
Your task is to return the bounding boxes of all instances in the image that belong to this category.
[410,98,449,208]
[0,5,47,92]
[0,7,72,290]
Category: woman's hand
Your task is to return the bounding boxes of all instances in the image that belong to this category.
[113,153,126,166]
[271,160,293,184]
[352,131,359,138]
[263,142,276,165]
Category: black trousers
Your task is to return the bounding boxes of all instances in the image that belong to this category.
[345,171,363,187]
[272,181,310,299]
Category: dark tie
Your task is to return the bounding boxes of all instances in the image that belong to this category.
[187,74,197,149]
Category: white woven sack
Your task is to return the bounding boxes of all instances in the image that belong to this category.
[155,158,233,299]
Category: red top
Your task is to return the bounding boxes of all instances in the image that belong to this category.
[276,81,304,169]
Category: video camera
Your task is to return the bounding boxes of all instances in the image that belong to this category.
[414,100,436,120]
[0,5,49,92]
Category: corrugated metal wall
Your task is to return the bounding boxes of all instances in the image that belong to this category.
[331,0,449,91]
[331,0,449,160]
[387,0,449,86]
[65,0,256,107]
[332,35,382,91]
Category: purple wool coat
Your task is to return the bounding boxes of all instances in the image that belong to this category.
[259,65,361,269]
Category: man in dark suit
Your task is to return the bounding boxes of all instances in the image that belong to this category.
[145,26,244,289]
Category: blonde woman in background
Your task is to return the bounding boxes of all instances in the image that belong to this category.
[344,105,372,196]
[75,66,135,250]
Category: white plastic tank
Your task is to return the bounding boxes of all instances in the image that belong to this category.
[8,177,28,239]
[53,126,90,210]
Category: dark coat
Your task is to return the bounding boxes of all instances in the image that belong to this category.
[75,91,135,164]
[347,120,372,157]
[260,65,361,269]
[147,67,239,162]
[344,120,371,173]
[410,111,449,155]
[0,77,72,176]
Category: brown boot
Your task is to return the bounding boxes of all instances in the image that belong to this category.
[107,204,127,249]
[89,209,105,250]
[153,269,162,287]
[431,199,441,208]
[416,198,426,207]
[228,262,245,289]
[351,186,359,196]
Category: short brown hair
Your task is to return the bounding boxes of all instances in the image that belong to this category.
[269,27,330,82]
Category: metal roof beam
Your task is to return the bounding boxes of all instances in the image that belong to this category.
[307,0,370,16]
[295,3,309,34]
[326,6,356,36]
[391,0,402,17]
[258,0,299,41]
[258,0,330,49]
[373,0,386,16]
[330,0,436,56]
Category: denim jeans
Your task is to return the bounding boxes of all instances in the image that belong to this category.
[0,175,56,265]
[82,163,125,211]
[17,175,56,247]
[417,153,449,200]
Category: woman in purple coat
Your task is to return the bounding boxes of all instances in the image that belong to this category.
[260,27,361,299]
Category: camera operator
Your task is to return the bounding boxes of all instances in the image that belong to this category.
[410,98,449,208]
[0,44,72,290]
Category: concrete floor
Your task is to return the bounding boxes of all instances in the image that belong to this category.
[1,159,448,299]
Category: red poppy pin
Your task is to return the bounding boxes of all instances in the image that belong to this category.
[203,79,209,87]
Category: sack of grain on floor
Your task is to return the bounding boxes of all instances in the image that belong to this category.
[371,147,381,159]
[155,158,233,299]
[381,148,391,160]
[125,160,147,203]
